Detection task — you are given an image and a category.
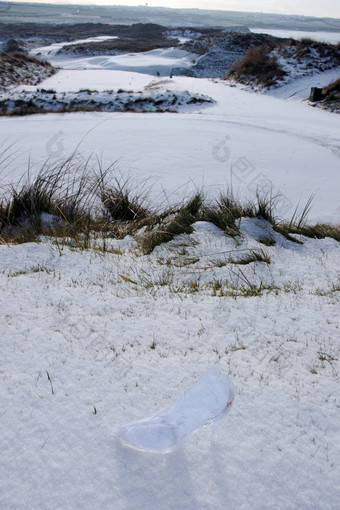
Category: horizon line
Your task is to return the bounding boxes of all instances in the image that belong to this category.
[2,1,340,22]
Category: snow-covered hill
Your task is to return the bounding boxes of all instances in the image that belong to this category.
[0,52,56,93]
[1,69,339,223]
[175,31,279,78]
[226,38,340,89]
[0,27,339,510]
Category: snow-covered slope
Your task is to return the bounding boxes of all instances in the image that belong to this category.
[1,70,339,224]
[1,28,340,510]
[273,40,340,84]
[226,39,339,91]
[34,45,197,76]
[31,36,119,58]
[0,221,339,510]
[176,31,279,78]
[0,52,55,93]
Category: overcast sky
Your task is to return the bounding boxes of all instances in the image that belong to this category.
[169,0,340,17]
[11,1,340,18]
[122,1,339,18]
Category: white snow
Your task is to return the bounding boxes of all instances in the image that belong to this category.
[0,220,339,509]
[1,70,339,224]
[1,47,340,510]
[250,28,340,44]
[32,69,157,92]
[30,36,119,58]
[266,68,340,101]
[50,47,195,75]
[32,42,197,76]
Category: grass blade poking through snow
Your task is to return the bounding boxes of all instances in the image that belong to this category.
[139,192,204,254]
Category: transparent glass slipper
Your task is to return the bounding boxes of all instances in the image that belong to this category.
[118,368,235,454]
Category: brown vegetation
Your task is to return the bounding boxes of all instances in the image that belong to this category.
[319,77,340,113]
[322,77,340,96]
[226,45,286,87]
[284,38,340,63]
[58,37,178,56]
[182,31,279,56]
[0,52,55,91]
[0,22,172,41]
[226,37,339,89]
[1,160,339,249]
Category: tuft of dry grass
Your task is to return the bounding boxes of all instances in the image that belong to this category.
[226,38,339,90]
[0,155,105,243]
[322,78,340,96]
[228,248,271,265]
[275,223,340,242]
[1,154,340,248]
[226,45,286,87]
[318,77,340,113]
[99,172,152,222]
[139,193,204,254]
[203,189,243,237]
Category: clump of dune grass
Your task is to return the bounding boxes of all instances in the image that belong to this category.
[99,172,152,222]
[226,38,339,90]
[0,154,106,242]
[317,77,340,113]
[243,190,278,224]
[322,77,340,96]
[228,248,271,265]
[276,222,340,242]
[202,188,278,238]
[203,190,243,237]
[210,247,271,267]
[1,154,340,247]
[139,192,204,254]
[226,45,286,87]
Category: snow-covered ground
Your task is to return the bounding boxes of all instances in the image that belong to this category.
[31,41,197,75]
[266,68,340,101]
[0,219,339,510]
[50,47,195,75]
[31,36,119,58]
[250,28,340,44]
[2,69,339,224]
[1,41,339,510]
[30,69,154,92]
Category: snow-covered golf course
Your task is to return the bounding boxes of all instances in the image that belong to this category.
[2,63,340,223]
[0,40,339,510]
